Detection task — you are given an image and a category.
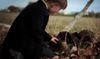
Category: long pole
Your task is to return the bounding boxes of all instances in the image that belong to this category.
[62,0,94,32]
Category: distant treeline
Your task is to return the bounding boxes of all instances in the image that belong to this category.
[0,5,100,18]
[0,5,22,13]
[55,12,100,18]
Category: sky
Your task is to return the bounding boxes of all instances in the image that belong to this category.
[0,0,100,14]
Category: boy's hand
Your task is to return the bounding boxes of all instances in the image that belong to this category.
[51,36,59,44]
[52,55,59,59]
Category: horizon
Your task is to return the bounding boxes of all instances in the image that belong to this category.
[0,0,100,14]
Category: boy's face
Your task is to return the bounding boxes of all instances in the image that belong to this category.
[48,3,61,14]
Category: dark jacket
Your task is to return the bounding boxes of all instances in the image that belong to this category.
[2,0,52,53]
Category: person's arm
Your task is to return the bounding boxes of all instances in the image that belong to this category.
[23,5,58,43]
[43,31,52,41]
[23,8,45,42]
[43,31,59,44]
[31,13,44,42]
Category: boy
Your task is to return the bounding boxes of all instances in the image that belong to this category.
[1,0,67,59]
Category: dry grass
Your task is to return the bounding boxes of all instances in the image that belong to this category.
[46,16,100,36]
[0,12,19,24]
[0,12,100,36]
[46,16,73,35]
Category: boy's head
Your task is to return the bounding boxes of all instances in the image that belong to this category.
[44,0,67,14]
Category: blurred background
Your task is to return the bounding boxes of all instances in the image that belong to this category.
[0,0,100,59]
[0,0,100,44]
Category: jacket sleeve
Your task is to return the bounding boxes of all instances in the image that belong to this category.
[43,31,52,42]
[23,9,45,42]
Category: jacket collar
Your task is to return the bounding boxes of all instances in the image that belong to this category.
[42,0,48,9]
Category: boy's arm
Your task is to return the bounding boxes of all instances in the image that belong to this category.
[23,9,45,42]
[43,31,52,41]
[44,31,59,43]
